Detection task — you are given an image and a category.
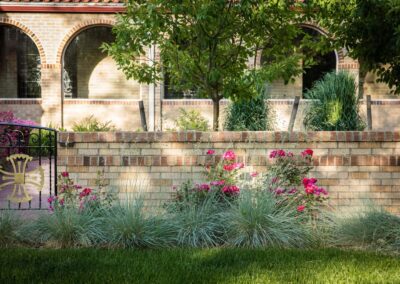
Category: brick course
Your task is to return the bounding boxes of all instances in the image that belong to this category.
[58,131,400,214]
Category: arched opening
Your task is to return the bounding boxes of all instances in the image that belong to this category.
[62,26,140,99]
[0,25,41,98]
[301,27,337,93]
[262,25,337,98]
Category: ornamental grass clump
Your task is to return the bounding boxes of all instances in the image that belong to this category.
[223,190,312,248]
[303,71,365,131]
[29,207,105,248]
[170,195,226,248]
[0,211,23,247]
[102,198,175,249]
[333,207,400,253]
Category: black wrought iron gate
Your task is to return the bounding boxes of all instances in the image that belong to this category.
[0,122,57,210]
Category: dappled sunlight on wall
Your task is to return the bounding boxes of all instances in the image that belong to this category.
[88,56,140,99]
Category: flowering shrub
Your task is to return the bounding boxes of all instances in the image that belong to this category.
[0,112,37,157]
[174,149,244,206]
[48,171,115,212]
[264,149,329,214]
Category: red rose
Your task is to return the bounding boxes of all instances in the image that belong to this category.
[61,171,69,178]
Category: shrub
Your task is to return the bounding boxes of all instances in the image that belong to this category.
[0,111,37,158]
[0,211,22,247]
[224,84,272,131]
[303,71,366,131]
[49,171,116,213]
[172,149,243,207]
[72,115,116,132]
[223,190,311,248]
[174,108,209,131]
[264,149,329,216]
[103,198,175,248]
[333,207,400,252]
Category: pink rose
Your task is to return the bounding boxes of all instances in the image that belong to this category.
[47,196,54,203]
[61,171,69,178]
[269,149,286,159]
[197,183,210,192]
[297,205,306,212]
[206,149,215,155]
[222,150,236,161]
[250,172,259,177]
[305,186,315,195]
[222,185,240,194]
[302,177,317,188]
[301,149,313,157]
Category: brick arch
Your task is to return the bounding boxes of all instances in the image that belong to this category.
[299,23,345,64]
[56,19,116,64]
[0,18,47,64]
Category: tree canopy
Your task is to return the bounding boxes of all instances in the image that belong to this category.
[316,0,400,95]
[104,0,325,130]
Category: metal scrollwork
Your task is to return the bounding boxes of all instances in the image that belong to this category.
[0,154,44,203]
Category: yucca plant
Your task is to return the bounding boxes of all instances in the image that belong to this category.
[28,207,105,248]
[303,71,365,131]
[223,190,311,248]
[170,194,226,248]
[333,207,400,252]
[102,198,175,248]
[0,211,23,247]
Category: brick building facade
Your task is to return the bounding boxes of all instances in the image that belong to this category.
[0,1,398,131]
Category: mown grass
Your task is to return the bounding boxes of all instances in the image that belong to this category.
[0,248,399,284]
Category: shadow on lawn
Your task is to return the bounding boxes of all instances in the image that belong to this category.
[0,248,399,284]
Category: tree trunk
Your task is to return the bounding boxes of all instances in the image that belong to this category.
[358,60,368,99]
[212,98,220,131]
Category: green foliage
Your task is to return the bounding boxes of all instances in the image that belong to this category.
[0,212,22,247]
[104,0,321,129]
[2,248,400,283]
[224,84,272,131]
[333,207,400,252]
[102,199,175,248]
[72,115,116,132]
[170,196,226,248]
[29,208,105,248]
[316,0,400,94]
[303,71,365,131]
[174,108,209,131]
[223,190,311,248]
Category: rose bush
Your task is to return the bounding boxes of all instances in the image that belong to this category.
[48,171,115,212]
[263,148,329,215]
[174,149,244,206]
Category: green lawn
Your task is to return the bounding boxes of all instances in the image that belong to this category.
[0,248,399,284]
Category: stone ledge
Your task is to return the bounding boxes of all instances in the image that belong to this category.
[58,131,400,144]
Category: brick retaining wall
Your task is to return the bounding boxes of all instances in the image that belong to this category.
[58,131,400,213]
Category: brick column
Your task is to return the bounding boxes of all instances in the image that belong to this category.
[40,64,62,126]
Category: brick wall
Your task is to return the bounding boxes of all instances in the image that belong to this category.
[58,131,400,214]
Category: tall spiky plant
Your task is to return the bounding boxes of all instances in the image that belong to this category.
[304,71,366,131]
